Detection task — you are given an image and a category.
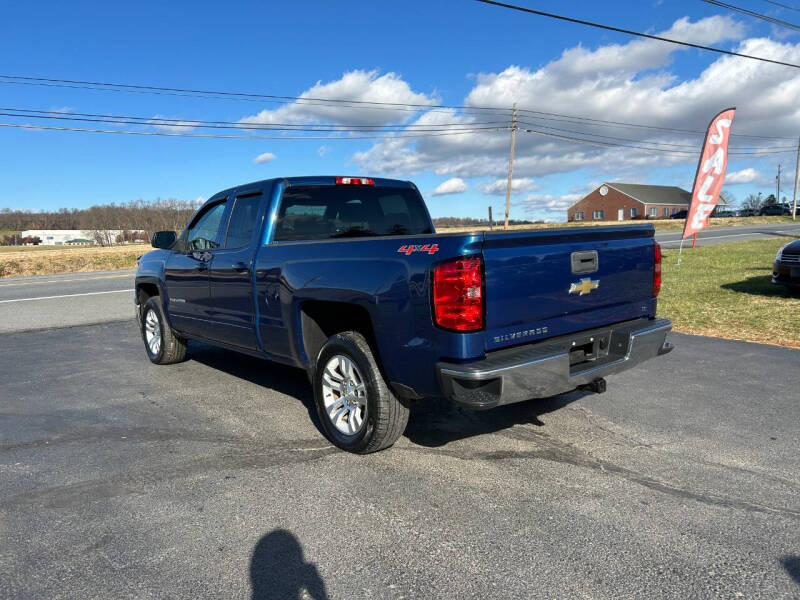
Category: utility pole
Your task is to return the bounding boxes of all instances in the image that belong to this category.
[776,163,781,205]
[793,137,799,220]
[504,103,517,231]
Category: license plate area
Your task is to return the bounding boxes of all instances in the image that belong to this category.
[568,330,611,370]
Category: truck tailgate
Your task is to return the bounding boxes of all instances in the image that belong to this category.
[482,226,656,351]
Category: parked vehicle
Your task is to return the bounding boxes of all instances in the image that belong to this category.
[757,204,791,216]
[773,239,800,293]
[135,176,673,453]
[669,210,688,220]
[738,208,756,217]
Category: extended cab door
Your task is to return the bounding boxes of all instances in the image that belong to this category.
[164,198,228,336]
[206,190,265,349]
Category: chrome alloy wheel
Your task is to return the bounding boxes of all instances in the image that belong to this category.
[144,308,161,357]
[321,354,367,436]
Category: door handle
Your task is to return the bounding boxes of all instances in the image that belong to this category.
[195,264,208,272]
[232,261,249,273]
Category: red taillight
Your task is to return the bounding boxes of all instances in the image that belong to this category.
[433,256,484,332]
[335,176,374,186]
[653,241,662,297]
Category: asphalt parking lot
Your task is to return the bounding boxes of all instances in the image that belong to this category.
[1,317,799,598]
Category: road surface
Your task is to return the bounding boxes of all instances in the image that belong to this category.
[0,250,799,597]
[654,221,800,248]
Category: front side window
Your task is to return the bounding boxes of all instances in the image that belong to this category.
[662,207,669,217]
[273,186,432,242]
[649,207,658,217]
[629,207,638,218]
[592,210,604,220]
[186,201,226,250]
[573,211,585,221]
[224,194,262,248]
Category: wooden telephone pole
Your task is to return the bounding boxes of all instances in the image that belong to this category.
[504,103,517,230]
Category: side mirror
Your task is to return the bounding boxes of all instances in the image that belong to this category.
[151,230,177,249]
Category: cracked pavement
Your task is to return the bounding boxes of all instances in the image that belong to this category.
[1,321,798,598]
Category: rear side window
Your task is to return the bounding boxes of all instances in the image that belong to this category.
[273,186,432,242]
[224,193,262,248]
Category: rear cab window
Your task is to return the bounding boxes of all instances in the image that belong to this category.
[273,186,433,242]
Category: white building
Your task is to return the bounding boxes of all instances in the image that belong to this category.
[20,230,133,245]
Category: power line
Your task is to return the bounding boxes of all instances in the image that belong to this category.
[760,0,800,13]
[516,119,797,150]
[516,107,797,140]
[701,0,800,32]
[519,126,796,156]
[0,122,504,140]
[474,0,800,69]
[0,74,509,113]
[0,107,507,131]
[1,74,796,141]
[4,107,795,156]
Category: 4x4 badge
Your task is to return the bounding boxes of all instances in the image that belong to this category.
[569,278,599,296]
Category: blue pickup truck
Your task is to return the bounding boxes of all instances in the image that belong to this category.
[135,176,672,453]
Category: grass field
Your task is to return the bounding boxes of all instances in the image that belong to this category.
[0,244,149,278]
[437,215,794,233]
[659,238,798,348]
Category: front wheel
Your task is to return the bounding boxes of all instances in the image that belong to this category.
[140,297,187,365]
[313,331,409,454]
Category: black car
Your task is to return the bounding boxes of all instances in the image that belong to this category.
[669,209,688,219]
[758,204,791,216]
[773,239,800,293]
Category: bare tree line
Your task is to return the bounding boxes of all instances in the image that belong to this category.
[0,199,200,243]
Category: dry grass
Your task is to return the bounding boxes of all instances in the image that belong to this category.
[437,215,794,234]
[658,238,799,348]
[0,244,149,278]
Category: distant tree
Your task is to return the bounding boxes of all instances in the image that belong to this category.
[764,194,777,206]
[718,190,737,208]
[741,193,763,211]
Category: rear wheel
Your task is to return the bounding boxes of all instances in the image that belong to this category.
[140,297,187,365]
[313,331,409,453]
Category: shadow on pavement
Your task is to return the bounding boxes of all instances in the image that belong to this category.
[250,529,329,600]
[721,275,797,298]
[186,341,325,437]
[404,390,590,448]
[782,555,800,586]
[185,340,591,448]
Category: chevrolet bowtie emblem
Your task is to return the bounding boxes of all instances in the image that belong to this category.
[569,278,600,296]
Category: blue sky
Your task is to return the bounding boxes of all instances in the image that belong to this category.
[1,0,798,220]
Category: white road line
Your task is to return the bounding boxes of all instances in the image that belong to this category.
[0,289,131,304]
[0,273,133,287]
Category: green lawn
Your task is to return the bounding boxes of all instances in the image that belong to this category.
[659,238,799,348]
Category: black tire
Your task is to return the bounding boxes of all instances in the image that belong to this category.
[140,296,187,365]
[313,331,409,454]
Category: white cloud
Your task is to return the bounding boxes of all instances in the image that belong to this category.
[725,168,759,184]
[253,152,276,165]
[353,16,800,184]
[482,177,536,195]
[240,70,438,128]
[317,145,332,157]
[432,178,468,196]
[515,193,583,218]
[148,115,196,133]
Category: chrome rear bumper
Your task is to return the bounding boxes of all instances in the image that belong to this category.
[438,318,672,410]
